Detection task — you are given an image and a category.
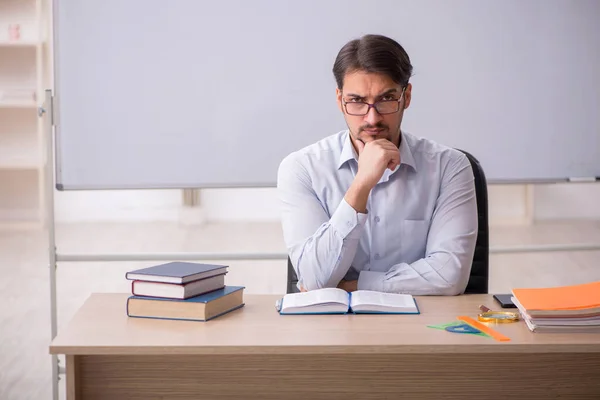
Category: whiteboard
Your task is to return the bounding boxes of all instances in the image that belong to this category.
[53,0,600,189]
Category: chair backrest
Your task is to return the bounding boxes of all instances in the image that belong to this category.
[456,149,489,294]
[286,149,489,294]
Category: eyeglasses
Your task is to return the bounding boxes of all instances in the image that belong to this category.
[342,87,406,116]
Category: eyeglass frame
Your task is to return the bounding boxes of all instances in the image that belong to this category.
[341,86,407,116]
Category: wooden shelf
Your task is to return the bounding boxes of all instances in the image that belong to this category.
[0,0,49,230]
[0,132,41,169]
[0,209,41,229]
[0,100,37,109]
[0,220,41,230]
[0,169,41,227]
[0,87,38,109]
[0,40,40,48]
[0,0,40,45]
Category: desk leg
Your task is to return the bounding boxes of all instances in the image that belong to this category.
[66,355,81,400]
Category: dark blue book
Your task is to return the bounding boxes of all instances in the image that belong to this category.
[127,286,245,322]
[125,261,228,284]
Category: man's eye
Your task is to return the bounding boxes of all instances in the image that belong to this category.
[382,95,397,101]
[348,98,363,102]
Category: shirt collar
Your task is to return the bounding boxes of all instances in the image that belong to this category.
[337,131,357,169]
[337,130,418,173]
[398,131,417,172]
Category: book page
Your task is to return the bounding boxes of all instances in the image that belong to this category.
[282,288,349,310]
[351,290,415,310]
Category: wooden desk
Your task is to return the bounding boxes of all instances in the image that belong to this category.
[50,293,600,399]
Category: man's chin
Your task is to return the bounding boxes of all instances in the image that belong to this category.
[360,131,389,142]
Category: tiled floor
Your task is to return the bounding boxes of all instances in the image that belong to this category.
[1,220,600,400]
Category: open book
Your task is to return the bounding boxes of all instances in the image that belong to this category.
[276,288,419,315]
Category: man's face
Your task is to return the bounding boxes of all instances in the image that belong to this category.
[336,70,411,148]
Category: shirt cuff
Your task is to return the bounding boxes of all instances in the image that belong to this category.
[357,270,386,292]
[330,198,368,239]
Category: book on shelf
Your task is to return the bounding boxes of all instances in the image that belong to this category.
[276,288,419,315]
[131,273,226,299]
[125,261,228,284]
[511,280,600,332]
[127,286,245,322]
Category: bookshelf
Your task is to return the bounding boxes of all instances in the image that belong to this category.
[0,0,51,229]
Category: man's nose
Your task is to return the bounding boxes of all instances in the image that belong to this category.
[364,105,383,125]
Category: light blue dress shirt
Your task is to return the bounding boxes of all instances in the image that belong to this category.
[276,130,478,295]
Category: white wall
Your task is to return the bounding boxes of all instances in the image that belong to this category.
[488,185,532,225]
[533,183,600,220]
[54,189,181,222]
[199,188,280,222]
[54,183,600,225]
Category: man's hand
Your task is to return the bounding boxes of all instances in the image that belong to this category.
[354,138,400,189]
[337,279,358,292]
[344,137,400,213]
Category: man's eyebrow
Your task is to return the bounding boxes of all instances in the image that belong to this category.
[345,88,399,99]
[377,88,398,97]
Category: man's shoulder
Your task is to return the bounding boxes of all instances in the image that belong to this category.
[286,130,347,161]
[278,130,347,173]
[404,131,468,166]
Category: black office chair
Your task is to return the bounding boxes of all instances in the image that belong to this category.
[456,149,489,294]
[286,149,489,294]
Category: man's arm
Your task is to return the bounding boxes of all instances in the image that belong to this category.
[277,156,367,291]
[277,138,400,291]
[357,153,478,295]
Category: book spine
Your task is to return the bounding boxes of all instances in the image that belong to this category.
[348,291,353,313]
[126,297,131,317]
[205,303,245,321]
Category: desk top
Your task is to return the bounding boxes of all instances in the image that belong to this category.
[49,293,600,355]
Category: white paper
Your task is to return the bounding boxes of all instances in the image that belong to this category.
[281,288,349,310]
[350,290,415,311]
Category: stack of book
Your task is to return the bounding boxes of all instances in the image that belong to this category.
[125,261,245,322]
[511,280,600,333]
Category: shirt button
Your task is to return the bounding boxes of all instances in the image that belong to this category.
[374,216,380,223]
[375,253,381,260]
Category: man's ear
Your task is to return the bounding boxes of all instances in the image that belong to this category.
[336,88,344,113]
[403,83,412,109]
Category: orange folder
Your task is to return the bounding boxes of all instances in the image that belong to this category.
[512,281,600,311]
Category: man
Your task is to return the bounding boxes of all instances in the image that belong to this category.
[277,34,478,295]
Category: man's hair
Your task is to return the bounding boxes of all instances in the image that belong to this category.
[332,34,413,90]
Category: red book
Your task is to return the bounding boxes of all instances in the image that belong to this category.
[132,273,226,299]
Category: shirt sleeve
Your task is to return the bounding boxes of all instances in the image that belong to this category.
[277,155,367,291]
[357,152,478,295]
